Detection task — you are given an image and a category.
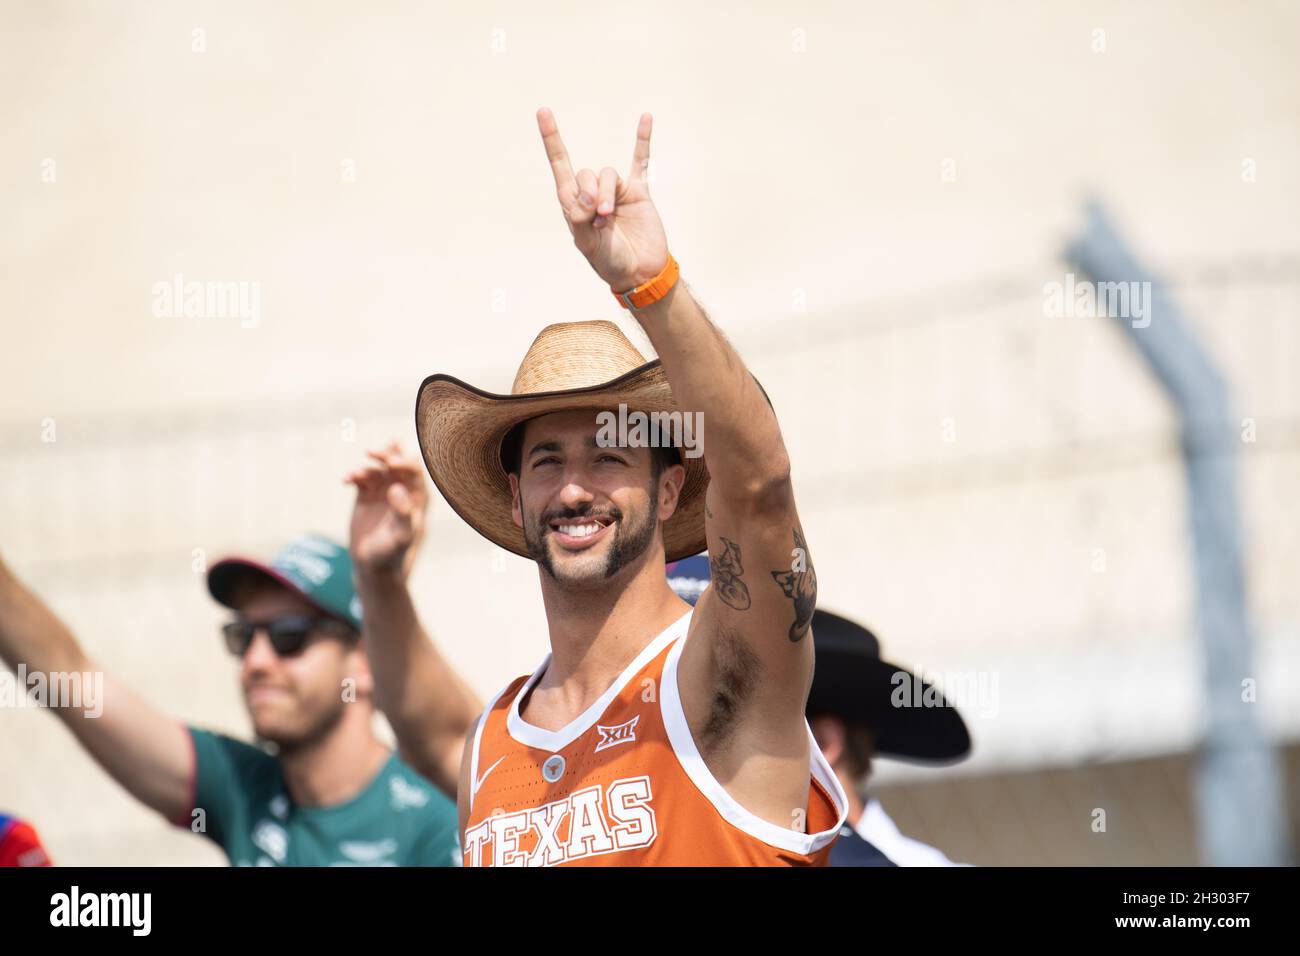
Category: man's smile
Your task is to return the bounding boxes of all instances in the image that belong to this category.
[245,684,293,705]
[548,514,615,551]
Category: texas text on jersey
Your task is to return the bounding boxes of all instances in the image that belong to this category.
[463,611,848,866]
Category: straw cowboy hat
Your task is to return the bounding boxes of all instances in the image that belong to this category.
[414,320,710,563]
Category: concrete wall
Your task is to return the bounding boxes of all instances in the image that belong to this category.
[2,1,1297,864]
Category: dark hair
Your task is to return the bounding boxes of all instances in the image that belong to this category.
[841,722,876,782]
[500,418,682,481]
[809,713,876,783]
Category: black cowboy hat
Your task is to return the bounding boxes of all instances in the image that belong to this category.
[807,609,970,763]
[666,555,971,763]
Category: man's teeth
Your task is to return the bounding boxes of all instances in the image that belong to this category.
[558,523,602,538]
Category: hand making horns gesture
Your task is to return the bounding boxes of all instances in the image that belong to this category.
[536,107,670,293]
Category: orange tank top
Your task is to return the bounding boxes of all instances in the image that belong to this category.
[463,610,848,866]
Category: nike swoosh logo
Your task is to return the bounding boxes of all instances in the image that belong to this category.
[472,756,506,797]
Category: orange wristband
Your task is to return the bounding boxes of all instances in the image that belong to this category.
[612,253,679,310]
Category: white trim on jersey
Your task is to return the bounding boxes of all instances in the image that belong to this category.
[504,609,693,753]
[661,627,850,856]
[467,680,515,818]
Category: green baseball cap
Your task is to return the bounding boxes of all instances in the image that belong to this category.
[206,534,363,631]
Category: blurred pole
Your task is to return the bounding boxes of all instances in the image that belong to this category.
[1065,201,1290,866]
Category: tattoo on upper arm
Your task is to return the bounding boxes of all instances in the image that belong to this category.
[770,528,817,642]
[710,538,751,611]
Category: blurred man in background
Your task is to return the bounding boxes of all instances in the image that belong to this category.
[804,608,970,866]
[0,534,462,866]
[667,555,971,866]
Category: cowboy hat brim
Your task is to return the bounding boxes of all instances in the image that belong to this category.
[414,359,710,564]
[805,609,972,763]
[808,649,972,763]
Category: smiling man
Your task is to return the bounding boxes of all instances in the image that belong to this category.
[396,108,846,866]
[0,535,462,866]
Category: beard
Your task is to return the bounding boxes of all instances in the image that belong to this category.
[523,495,659,586]
[246,685,346,754]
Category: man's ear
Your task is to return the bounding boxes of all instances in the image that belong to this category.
[345,642,375,699]
[508,473,523,529]
[658,463,686,521]
[809,714,845,767]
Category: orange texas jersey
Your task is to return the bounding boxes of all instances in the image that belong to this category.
[463,610,848,867]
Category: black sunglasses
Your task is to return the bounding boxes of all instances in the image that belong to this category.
[222,614,355,658]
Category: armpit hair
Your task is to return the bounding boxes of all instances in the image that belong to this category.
[698,626,762,754]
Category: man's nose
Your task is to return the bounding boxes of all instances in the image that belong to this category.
[241,628,279,675]
[558,477,595,511]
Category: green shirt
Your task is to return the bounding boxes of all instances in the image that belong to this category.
[186,727,460,867]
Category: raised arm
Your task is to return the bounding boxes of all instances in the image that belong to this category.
[535,108,817,753]
[346,443,482,799]
[0,556,194,824]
